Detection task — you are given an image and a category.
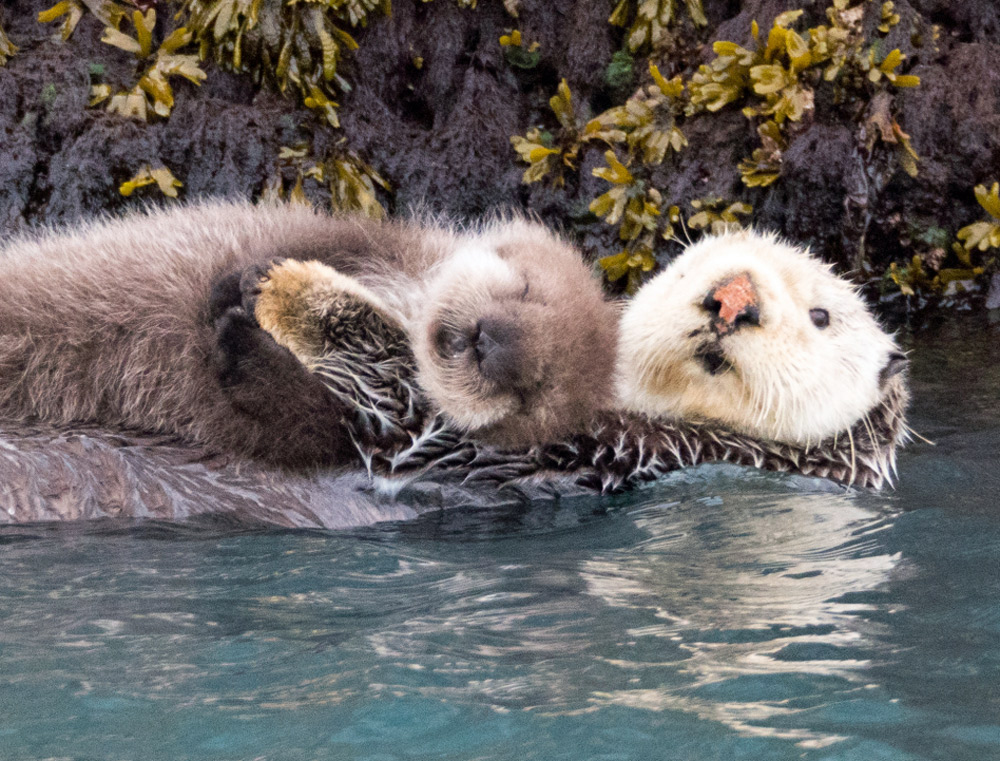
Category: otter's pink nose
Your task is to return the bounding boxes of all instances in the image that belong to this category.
[703,273,760,335]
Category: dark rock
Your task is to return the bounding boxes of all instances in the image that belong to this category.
[0,0,997,293]
[987,273,1000,311]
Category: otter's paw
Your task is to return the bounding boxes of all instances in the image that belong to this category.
[209,270,250,324]
[236,258,285,323]
[249,259,389,363]
[213,307,272,386]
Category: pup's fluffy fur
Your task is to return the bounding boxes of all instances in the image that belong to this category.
[0,201,617,467]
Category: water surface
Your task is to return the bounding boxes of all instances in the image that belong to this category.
[1,315,998,760]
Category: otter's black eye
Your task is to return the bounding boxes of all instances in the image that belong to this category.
[434,326,469,358]
[809,308,830,329]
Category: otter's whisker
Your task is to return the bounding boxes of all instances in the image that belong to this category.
[902,423,935,446]
[846,426,857,487]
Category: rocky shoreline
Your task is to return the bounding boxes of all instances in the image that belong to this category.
[1,0,998,308]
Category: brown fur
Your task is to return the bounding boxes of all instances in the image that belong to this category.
[0,202,366,468]
[0,201,616,466]
[243,219,619,447]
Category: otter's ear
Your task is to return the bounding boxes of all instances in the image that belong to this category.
[880,351,908,386]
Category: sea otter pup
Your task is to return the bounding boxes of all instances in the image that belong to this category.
[0,202,616,468]
[229,214,616,447]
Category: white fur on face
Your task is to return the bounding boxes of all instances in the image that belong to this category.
[617,230,901,445]
[408,219,617,445]
[411,241,523,432]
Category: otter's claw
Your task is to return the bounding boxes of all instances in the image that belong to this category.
[238,258,286,321]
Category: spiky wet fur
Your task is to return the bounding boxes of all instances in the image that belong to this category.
[246,259,429,450]
[370,370,909,492]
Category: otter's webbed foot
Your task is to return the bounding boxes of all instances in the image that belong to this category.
[248,259,427,444]
[244,259,393,363]
[205,266,360,468]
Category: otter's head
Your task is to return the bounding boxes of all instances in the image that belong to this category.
[412,220,617,447]
[617,230,907,446]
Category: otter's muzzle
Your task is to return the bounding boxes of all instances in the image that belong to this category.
[703,273,760,336]
[474,317,524,390]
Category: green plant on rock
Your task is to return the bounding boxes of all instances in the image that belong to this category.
[510,79,589,186]
[88,8,206,121]
[512,66,689,188]
[687,196,752,235]
[37,0,91,41]
[885,255,933,296]
[323,148,391,218]
[584,66,698,289]
[39,0,399,127]
[499,28,540,69]
[513,69,699,289]
[572,64,697,290]
[736,121,786,187]
[585,63,688,165]
[177,0,391,128]
[952,182,1000,272]
[604,48,635,90]
[863,47,920,88]
[263,143,390,218]
[956,182,1000,255]
[0,22,17,66]
[37,0,394,220]
[885,185,997,297]
[686,2,920,187]
[119,164,183,198]
[877,1,900,34]
[588,149,683,293]
[609,0,708,52]
[886,250,984,297]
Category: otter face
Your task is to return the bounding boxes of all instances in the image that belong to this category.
[617,230,906,445]
[412,220,617,447]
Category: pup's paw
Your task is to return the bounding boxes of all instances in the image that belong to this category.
[250,259,387,363]
[208,270,247,324]
[213,307,265,386]
[237,258,286,322]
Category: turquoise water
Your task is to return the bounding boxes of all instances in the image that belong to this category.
[1,315,998,761]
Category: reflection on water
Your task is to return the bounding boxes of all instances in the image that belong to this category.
[0,315,998,761]
[579,493,904,749]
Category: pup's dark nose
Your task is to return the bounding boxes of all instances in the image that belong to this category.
[703,272,760,335]
[474,318,523,389]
